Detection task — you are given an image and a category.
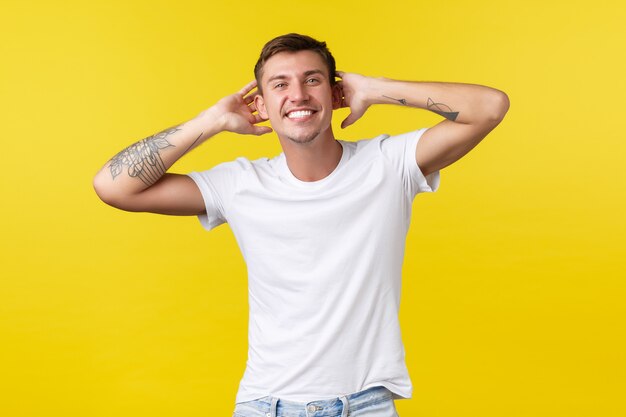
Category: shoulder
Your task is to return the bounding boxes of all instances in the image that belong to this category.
[379,128,428,145]
[340,135,387,156]
[194,155,272,175]
[189,152,283,188]
[378,128,429,156]
[343,129,427,157]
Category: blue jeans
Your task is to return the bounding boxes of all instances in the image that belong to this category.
[232,386,400,417]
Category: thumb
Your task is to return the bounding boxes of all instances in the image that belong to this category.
[341,112,360,129]
[252,126,273,136]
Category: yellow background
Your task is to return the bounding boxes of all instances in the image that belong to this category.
[1,0,624,416]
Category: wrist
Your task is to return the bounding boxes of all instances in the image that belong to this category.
[192,107,227,137]
[367,76,394,105]
[186,111,223,142]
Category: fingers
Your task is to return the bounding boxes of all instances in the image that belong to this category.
[238,80,258,96]
[242,88,260,113]
[336,70,345,78]
[250,113,268,124]
[243,83,261,113]
[244,93,258,105]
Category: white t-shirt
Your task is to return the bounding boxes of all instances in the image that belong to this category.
[188,128,440,403]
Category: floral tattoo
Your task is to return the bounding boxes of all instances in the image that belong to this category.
[108,127,178,185]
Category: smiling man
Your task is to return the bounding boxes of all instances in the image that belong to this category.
[94,33,509,417]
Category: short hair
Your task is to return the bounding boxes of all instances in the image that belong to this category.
[254,33,337,93]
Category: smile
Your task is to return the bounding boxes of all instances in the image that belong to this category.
[286,110,316,119]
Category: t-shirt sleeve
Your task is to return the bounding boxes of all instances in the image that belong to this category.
[379,127,441,199]
[187,160,241,231]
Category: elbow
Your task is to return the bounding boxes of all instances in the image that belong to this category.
[93,172,131,211]
[488,90,510,123]
[93,173,117,208]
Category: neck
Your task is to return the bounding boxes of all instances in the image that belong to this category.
[279,128,342,182]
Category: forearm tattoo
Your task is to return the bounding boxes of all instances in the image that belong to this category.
[426,97,459,121]
[109,127,179,185]
[383,95,407,105]
[383,94,459,121]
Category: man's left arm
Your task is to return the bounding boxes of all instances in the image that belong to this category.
[337,72,510,177]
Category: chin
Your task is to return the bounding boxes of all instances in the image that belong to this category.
[285,130,321,144]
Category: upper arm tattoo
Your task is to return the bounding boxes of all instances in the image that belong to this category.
[109,127,179,186]
[426,98,459,121]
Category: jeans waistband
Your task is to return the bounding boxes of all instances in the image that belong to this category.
[253,386,393,417]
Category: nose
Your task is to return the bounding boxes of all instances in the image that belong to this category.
[288,82,309,102]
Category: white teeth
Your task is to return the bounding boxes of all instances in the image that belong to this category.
[287,110,313,119]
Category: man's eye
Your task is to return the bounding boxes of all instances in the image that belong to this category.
[306,78,319,84]
[274,83,286,89]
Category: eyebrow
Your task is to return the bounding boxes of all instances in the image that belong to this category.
[266,69,326,84]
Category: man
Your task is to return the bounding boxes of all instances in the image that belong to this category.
[94,33,509,417]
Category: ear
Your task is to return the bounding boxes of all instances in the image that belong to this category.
[254,93,268,119]
[331,82,343,110]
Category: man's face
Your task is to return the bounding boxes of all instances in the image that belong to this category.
[255,50,342,145]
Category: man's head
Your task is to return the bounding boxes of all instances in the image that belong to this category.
[253,34,342,145]
[254,33,337,95]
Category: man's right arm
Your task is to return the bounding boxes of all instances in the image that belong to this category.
[93,80,271,215]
